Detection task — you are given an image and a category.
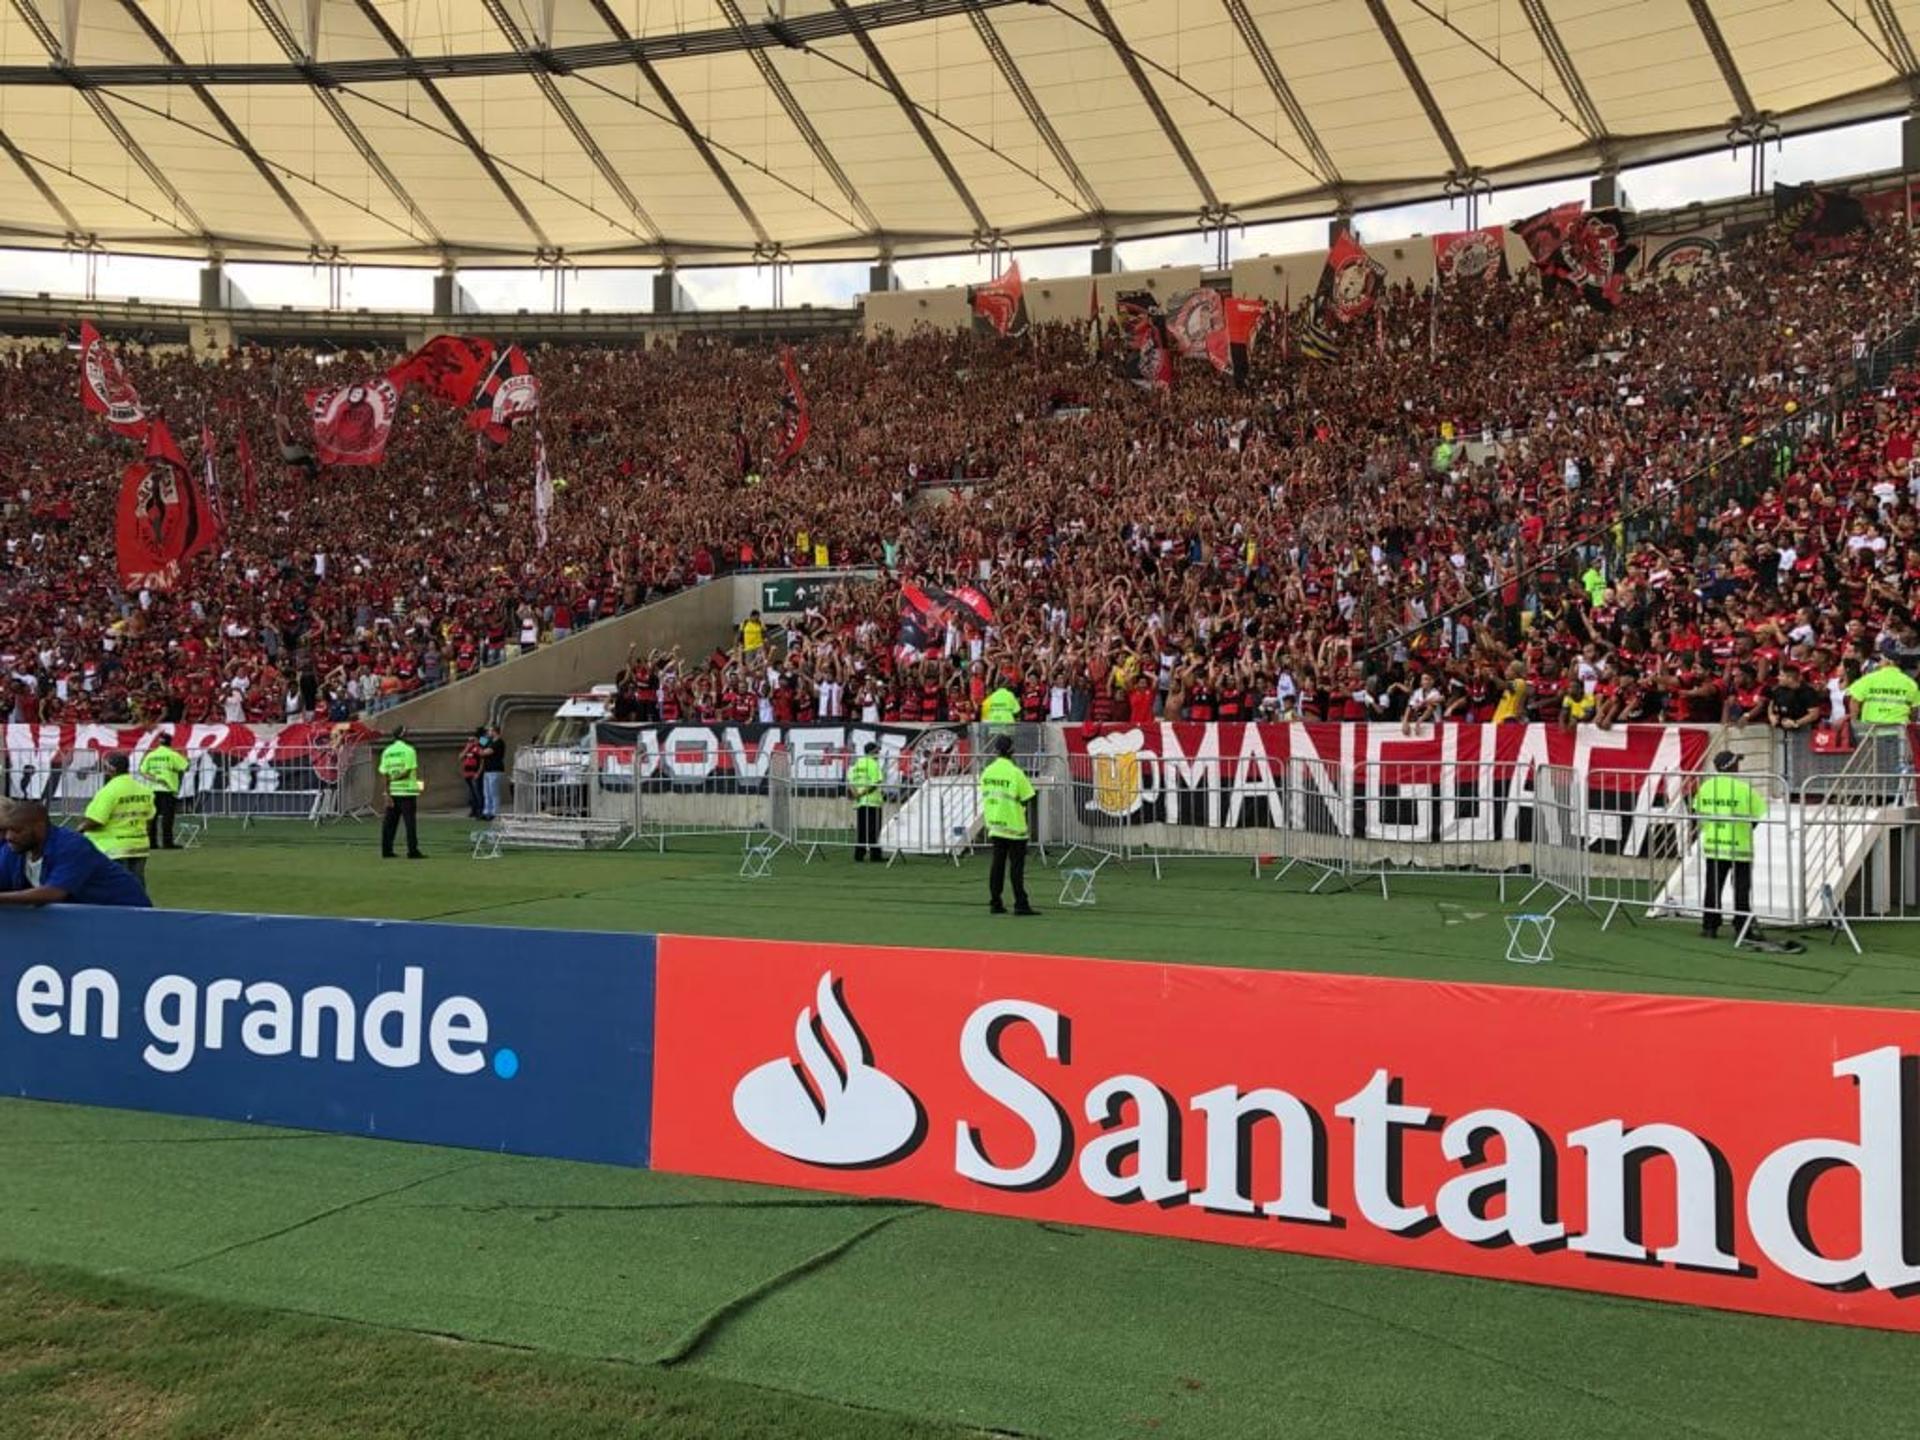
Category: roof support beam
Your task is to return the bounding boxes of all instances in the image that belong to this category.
[827,0,991,233]
[586,0,770,247]
[1685,0,1759,121]
[114,0,326,249]
[350,0,551,250]
[1361,0,1470,174]
[246,0,444,249]
[963,2,1103,213]
[480,0,662,247]
[9,0,212,241]
[714,0,879,235]
[1866,0,1920,79]
[1216,0,1341,187]
[0,128,79,231]
[1517,0,1607,140]
[1082,0,1220,210]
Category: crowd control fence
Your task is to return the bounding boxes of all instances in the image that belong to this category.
[491,719,1920,947]
[30,744,376,831]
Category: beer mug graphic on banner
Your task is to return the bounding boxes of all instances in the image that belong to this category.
[1084,729,1149,818]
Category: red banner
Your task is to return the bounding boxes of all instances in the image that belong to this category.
[466,342,539,446]
[78,320,148,440]
[114,417,217,591]
[1321,230,1384,323]
[653,936,1920,1331]
[3,721,374,799]
[386,334,496,408]
[308,379,398,466]
[968,261,1030,338]
[772,346,811,470]
[1060,721,1709,833]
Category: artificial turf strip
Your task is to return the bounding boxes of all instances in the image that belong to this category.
[0,1261,984,1440]
[144,820,1920,1008]
[3,1099,1919,1440]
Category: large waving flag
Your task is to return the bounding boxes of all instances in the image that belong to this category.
[968,261,1030,338]
[79,320,149,440]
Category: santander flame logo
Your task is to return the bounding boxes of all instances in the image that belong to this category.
[732,971,925,1168]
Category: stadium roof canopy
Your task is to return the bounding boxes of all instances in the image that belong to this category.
[0,0,1915,268]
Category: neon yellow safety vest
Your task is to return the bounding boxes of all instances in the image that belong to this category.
[1848,665,1920,725]
[140,745,188,795]
[379,740,423,797]
[84,774,155,861]
[1693,775,1765,862]
[979,756,1035,840]
[982,688,1020,724]
[848,755,885,808]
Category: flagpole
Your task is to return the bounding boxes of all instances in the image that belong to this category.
[1429,266,1440,360]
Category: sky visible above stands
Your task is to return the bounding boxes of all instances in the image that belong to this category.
[0,118,1899,319]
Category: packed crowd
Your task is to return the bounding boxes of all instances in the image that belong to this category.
[3,203,1918,733]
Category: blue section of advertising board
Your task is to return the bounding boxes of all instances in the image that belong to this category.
[0,908,654,1167]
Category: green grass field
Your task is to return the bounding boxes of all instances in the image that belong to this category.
[4,819,1920,1439]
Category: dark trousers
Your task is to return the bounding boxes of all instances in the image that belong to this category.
[989,836,1030,911]
[1703,857,1752,935]
[382,796,421,857]
[854,805,881,861]
[464,776,485,818]
[149,792,178,849]
[121,856,148,892]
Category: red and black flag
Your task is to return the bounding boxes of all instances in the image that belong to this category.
[926,580,995,629]
[895,579,995,661]
[307,378,399,466]
[1431,226,1508,283]
[1116,291,1173,391]
[895,579,941,662]
[116,416,217,591]
[1165,288,1229,372]
[1224,295,1266,387]
[1515,202,1636,310]
[771,347,811,470]
[386,334,497,407]
[466,342,539,446]
[968,261,1030,338]
[1774,182,1869,255]
[78,320,149,440]
[1319,230,1385,323]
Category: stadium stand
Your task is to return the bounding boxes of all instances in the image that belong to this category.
[3,210,1917,744]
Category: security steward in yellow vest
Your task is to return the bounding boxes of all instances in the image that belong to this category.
[982,684,1021,725]
[1847,653,1920,727]
[78,753,156,889]
[979,733,1038,915]
[848,743,885,863]
[140,729,189,850]
[378,726,426,859]
[1692,750,1766,940]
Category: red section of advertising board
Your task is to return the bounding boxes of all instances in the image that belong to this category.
[652,935,1920,1331]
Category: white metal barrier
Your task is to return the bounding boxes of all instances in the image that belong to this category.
[32,744,374,831]
[1797,768,1920,945]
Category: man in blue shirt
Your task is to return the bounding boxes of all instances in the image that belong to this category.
[0,801,153,908]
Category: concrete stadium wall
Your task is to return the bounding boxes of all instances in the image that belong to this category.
[864,266,1205,336]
